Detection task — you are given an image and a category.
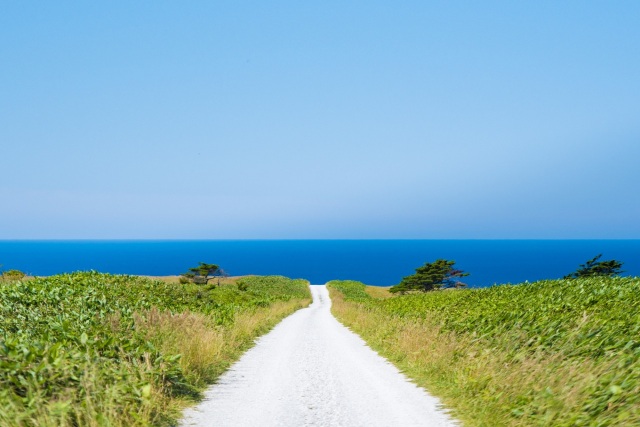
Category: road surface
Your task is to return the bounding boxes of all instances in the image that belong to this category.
[179,285,458,427]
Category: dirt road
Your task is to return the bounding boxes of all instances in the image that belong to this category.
[179,285,457,427]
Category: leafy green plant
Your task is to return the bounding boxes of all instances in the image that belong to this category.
[0,272,309,426]
[0,268,26,282]
[330,276,640,426]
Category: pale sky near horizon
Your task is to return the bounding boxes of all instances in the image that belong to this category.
[1,1,639,239]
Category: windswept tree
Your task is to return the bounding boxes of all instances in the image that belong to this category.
[182,262,227,285]
[390,259,469,294]
[564,254,623,279]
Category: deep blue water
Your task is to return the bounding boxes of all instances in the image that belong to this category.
[0,240,638,287]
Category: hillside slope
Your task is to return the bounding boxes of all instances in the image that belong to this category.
[0,272,310,426]
[329,277,640,426]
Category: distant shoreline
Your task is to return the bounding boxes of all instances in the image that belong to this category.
[2,240,639,287]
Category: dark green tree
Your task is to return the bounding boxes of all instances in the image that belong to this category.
[182,262,224,285]
[390,259,469,294]
[564,254,623,279]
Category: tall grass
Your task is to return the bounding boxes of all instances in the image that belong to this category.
[329,277,640,426]
[0,272,310,426]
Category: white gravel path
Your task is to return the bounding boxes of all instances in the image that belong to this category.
[179,285,458,427]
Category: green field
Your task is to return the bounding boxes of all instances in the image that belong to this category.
[329,277,640,426]
[0,272,310,426]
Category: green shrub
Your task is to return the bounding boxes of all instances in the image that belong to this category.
[329,276,640,426]
[1,269,26,281]
[0,272,309,426]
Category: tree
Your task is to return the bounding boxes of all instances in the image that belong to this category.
[390,259,469,294]
[564,254,623,279]
[182,262,225,285]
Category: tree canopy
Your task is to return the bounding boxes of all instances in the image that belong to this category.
[182,262,226,285]
[390,259,469,294]
[564,254,623,279]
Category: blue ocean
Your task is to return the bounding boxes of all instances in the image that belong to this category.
[0,240,638,287]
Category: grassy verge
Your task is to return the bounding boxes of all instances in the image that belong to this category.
[328,278,640,426]
[0,272,310,426]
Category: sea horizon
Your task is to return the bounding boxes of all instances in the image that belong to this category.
[2,239,638,287]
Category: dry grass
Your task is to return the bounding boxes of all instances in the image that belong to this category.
[141,275,248,286]
[364,285,393,299]
[6,353,168,427]
[328,286,632,427]
[0,273,310,427]
[134,297,311,419]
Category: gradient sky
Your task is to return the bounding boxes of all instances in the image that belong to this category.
[2,1,639,239]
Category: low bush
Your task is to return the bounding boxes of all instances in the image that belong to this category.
[329,277,640,426]
[0,272,310,426]
[1,269,26,281]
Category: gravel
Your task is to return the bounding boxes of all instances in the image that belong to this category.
[179,285,458,427]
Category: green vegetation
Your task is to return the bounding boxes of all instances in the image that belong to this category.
[181,262,227,285]
[329,276,640,426]
[565,254,624,279]
[1,268,26,282]
[0,272,310,426]
[390,259,468,293]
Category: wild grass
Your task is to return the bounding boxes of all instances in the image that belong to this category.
[364,285,393,299]
[0,272,310,426]
[136,299,308,394]
[328,278,640,426]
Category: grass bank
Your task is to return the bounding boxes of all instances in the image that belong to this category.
[0,272,310,426]
[328,277,640,426]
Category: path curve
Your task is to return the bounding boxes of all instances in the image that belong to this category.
[179,285,458,427]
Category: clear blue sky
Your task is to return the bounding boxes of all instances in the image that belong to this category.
[1,1,639,239]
